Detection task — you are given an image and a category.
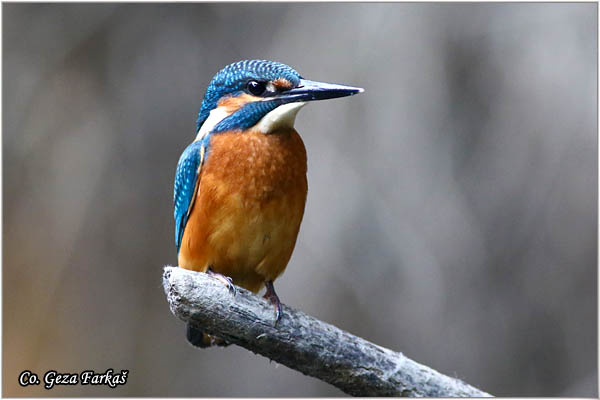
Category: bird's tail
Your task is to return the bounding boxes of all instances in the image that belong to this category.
[186,323,230,348]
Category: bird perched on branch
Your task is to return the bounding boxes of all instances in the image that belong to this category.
[174,60,363,347]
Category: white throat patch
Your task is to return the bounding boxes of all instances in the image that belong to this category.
[256,102,306,134]
[195,107,231,142]
[195,101,306,140]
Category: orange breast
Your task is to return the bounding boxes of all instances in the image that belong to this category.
[178,128,308,293]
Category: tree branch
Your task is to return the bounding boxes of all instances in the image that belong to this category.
[162,266,491,397]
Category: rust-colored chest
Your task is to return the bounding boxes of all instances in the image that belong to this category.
[178,128,308,291]
[204,128,307,202]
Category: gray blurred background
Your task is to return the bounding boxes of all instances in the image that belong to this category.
[3,3,597,397]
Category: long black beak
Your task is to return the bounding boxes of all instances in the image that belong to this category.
[276,79,364,103]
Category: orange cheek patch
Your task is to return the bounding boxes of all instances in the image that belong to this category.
[217,93,261,113]
[273,78,293,90]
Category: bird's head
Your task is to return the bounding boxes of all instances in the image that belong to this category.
[195,60,363,138]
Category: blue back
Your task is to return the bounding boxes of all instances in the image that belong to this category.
[173,139,207,252]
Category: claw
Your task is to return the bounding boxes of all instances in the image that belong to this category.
[207,268,237,296]
[264,280,282,326]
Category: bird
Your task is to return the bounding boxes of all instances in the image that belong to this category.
[173,60,363,347]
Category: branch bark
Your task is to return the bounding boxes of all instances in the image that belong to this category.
[163,266,491,397]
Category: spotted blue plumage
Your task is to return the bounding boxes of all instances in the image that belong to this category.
[196,60,302,131]
[174,138,208,253]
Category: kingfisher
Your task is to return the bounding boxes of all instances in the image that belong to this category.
[174,60,362,347]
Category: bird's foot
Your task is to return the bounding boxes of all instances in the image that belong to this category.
[263,280,282,326]
[207,268,237,296]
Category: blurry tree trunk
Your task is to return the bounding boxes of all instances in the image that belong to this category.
[163,266,492,397]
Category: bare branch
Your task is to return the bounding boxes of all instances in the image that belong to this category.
[163,266,492,397]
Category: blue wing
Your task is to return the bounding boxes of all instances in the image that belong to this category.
[174,140,207,254]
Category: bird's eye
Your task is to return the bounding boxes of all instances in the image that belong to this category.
[247,80,267,96]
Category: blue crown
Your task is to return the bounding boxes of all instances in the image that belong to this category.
[196,60,302,131]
